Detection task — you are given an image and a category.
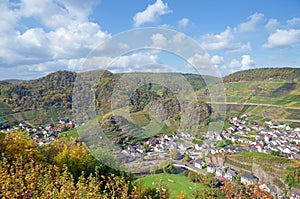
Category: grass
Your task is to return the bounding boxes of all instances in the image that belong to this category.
[60,129,79,139]
[136,173,203,198]
[130,110,150,126]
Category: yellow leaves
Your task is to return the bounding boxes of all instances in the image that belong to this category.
[0,133,148,198]
[0,131,42,164]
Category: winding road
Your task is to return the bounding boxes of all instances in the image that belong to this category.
[206,101,300,110]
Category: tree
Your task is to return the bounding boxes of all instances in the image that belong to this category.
[169,148,178,159]
[183,154,190,162]
[0,130,43,163]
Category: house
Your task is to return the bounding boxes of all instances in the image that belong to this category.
[215,167,225,178]
[265,121,273,126]
[194,159,205,169]
[259,184,270,193]
[290,188,300,199]
[207,164,215,173]
[195,144,202,150]
[224,169,236,181]
[290,154,300,161]
[241,173,258,185]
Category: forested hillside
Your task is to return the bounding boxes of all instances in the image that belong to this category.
[223,68,300,82]
[1,68,299,128]
[0,70,213,130]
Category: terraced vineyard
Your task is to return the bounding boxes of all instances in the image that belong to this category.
[198,79,300,127]
[228,81,299,125]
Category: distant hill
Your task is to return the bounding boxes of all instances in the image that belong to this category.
[0,71,76,112]
[1,67,299,128]
[0,70,213,129]
[221,68,300,127]
[223,68,300,82]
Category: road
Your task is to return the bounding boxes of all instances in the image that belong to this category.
[206,101,300,110]
[274,119,300,123]
[173,160,208,175]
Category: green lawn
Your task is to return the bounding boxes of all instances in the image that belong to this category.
[60,129,79,139]
[136,173,203,198]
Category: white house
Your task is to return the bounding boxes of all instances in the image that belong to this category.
[224,169,236,181]
[195,144,202,150]
[194,159,205,169]
[241,173,258,185]
[259,184,270,193]
[215,167,225,178]
[207,164,215,173]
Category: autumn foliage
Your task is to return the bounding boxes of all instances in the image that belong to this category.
[0,131,168,198]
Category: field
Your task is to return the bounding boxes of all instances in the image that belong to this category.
[60,128,79,139]
[221,81,300,125]
[136,173,203,198]
[0,101,72,127]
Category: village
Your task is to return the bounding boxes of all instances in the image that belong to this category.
[1,114,300,198]
[116,114,300,198]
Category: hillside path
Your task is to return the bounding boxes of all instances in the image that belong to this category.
[206,101,300,110]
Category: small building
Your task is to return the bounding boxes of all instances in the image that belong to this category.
[224,169,236,181]
[207,164,215,174]
[194,159,205,169]
[215,167,225,178]
[259,184,270,193]
[291,188,300,199]
[241,173,258,185]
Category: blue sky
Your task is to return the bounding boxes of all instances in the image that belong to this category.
[0,0,300,79]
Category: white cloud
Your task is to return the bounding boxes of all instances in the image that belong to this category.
[263,29,300,48]
[111,52,159,70]
[0,1,18,34]
[201,27,251,52]
[151,33,168,48]
[234,13,264,33]
[188,53,224,69]
[0,51,161,79]
[18,0,97,29]
[287,17,300,28]
[187,53,225,76]
[48,22,110,58]
[227,55,255,72]
[0,0,110,69]
[178,18,189,29]
[68,52,160,73]
[265,19,279,31]
[133,0,172,27]
[149,32,198,55]
[241,55,255,68]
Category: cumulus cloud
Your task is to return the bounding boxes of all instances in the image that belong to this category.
[0,1,18,34]
[264,19,280,31]
[227,55,255,72]
[241,55,255,68]
[150,32,192,54]
[201,27,251,52]
[133,0,172,27]
[151,33,168,48]
[18,0,98,28]
[188,53,224,69]
[0,0,110,76]
[234,13,264,33]
[287,17,300,28]
[178,18,189,29]
[0,51,162,79]
[187,53,225,76]
[263,29,300,48]
[67,52,161,73]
